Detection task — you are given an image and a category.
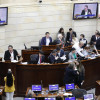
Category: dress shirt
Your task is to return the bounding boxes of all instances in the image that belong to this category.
[10,52,14,61]
[46,38,50,46]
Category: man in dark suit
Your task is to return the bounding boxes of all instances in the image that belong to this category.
[30,51,45,64]
[41,32,52,46]
[66,28,77,45]
[96,33,100,50]
[90,30,99,45]
[81,5,92,18]
[4,45,21,61]
[56,46,65,57]
[48,49,57,64]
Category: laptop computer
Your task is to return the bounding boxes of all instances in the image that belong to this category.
[32,85,42,94]
[65,83,75,91]
[49,84,59,92]
[65,97,76,100]
[83,93,94,100]
[24,98,36,100]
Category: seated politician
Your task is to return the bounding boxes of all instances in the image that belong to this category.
[4,45,21,61]
[48,49,57,64]
[56,34,64,48]
[40,32,52,46]
[69,48,77,60]
[56,46,65,57]
[96,33,100,50]
[29,51,45,64]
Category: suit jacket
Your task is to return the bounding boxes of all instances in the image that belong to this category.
[64,67,78,84]
[90,35,97,45]
[41,37,52,46]
[30,54,45,64]
[81,9,92,15]
[48,54,56,64]
[56,39,64,47]
[4,49,18,61]
[66,31,77,43]
[56,49,65,57]
[68,52,77,60]
[96,38,100,50]
[79,38,87,48]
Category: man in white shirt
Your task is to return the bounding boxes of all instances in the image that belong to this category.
[41,32,52,46]
[72,42,84,57]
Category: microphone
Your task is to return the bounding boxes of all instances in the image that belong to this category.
[24,43,27,49]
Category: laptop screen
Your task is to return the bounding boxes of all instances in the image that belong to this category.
[45,97,56,100]
[49,84,59,91]
[32,85,42,91]
[65,97,76,100]
[65,83,75,91]
[24,98,36,100]
[84,94,94,100]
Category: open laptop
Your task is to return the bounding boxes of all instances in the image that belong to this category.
[65,83,75,91]
[65,97,76,100]
[83,93,94,100]
[24,98,36,100]
[44,97,56,100]
[49,84,59,92]
[32,85,42,94]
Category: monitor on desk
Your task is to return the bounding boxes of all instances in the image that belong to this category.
[83,93,94,100]
[65,97,76,100]
[31,46,40,50]
[24,98,36,100]
[32,85,42,92]
[45,97,56,100]
[49,84,59,92]
[65,83,75,91]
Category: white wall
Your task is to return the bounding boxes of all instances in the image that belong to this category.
[0,0,100,58]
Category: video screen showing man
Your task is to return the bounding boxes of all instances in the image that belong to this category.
[98,4,100,18]
[73,3,97,19]
[81,5,92,18]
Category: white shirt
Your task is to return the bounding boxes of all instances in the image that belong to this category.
[38,57,41,64]
[80,38,86,44]
[72,43,84,57]
[10,52,14,61]
[46,38,50,46]
[85,11,88,18]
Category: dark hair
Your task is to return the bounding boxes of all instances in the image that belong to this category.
[45,32,49,35]
[58,27,64,33]
[52,49,57,53]
[69,28,72,31]
[85,5,88,8]
[68,63,75,69]
[97,32,100,36]
[56,46,60,51]
[8,45,13,48]
[80,34,85,38]
[71,48,76,52]
[6,71,13,87]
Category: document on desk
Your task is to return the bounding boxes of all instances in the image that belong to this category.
[0,89,2,92]
[63,93,72,96]
[11,60,18,63]
[60,55,66,61]
[21,62,28,65]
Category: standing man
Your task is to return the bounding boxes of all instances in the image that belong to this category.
[41,32,52,46]
[66,28,77,45]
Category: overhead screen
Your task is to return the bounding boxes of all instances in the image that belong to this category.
[98,4,100,18]
[0,7,8,25]
[73,3,98,20]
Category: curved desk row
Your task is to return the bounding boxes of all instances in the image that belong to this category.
[0,57,100,96]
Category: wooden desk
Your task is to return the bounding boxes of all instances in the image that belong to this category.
[96,80,100,96]
[0,57,100,96]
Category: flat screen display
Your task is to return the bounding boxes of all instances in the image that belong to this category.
[45,97,56,100]
[65,97,76,100]
[84,94,94,100]
[32,85,42,92]
[24,98,36,100]
[49,84,59,91]
[73,3,98,20]
[0,7,8,25]
[65,83,75,91]
[98,4,100,18]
